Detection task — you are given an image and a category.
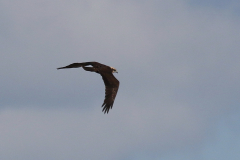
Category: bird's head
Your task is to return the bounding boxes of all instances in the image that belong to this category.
[110,67,118,73]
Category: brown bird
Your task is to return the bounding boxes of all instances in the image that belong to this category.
[57,62,119,114]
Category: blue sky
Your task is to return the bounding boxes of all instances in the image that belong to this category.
[0,0,240,159]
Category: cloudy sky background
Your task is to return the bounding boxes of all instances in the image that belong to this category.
[1,0,240,159]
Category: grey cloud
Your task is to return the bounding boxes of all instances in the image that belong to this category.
[0,0,240,159]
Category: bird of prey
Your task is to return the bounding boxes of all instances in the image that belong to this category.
[57,62,119,114]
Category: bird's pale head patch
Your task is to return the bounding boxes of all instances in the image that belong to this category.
[110,67,118,73]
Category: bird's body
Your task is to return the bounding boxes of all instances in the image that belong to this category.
[57,62,119,114]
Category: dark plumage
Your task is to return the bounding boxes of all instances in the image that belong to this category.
[57,62,119,114]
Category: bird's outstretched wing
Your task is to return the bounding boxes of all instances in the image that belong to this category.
[57,63,83,69]
[57,62,95,69]
[100,72,119,114]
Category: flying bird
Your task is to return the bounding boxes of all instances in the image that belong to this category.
[57,62,119,114]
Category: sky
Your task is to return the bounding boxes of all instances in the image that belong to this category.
[0,0,240,159]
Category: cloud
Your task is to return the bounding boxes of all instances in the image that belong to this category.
[0,0,240,159]
[0,106,206,160]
